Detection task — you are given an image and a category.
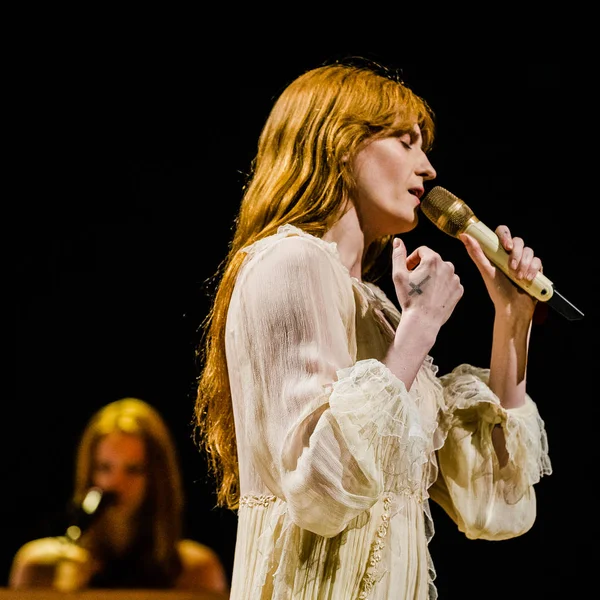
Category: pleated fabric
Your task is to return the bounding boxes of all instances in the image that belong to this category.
[224,226,551,599]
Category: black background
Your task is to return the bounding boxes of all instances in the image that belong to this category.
[8,23,595,599]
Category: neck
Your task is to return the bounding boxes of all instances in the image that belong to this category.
[97,513,138,556]
[323,205,367,280]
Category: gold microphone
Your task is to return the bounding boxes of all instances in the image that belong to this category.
[420,186,584,321]
[420,186,554,301]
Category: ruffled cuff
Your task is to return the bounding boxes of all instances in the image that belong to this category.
[330,358,435,498]
[439,364,552,489]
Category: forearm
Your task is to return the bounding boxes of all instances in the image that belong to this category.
[489,313,532,466]
[383,310,437,391]
[488,313,532,409]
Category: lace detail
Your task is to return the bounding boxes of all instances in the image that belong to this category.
[358,496,392,600]
[239,494,277,508]
[331,359,437,498]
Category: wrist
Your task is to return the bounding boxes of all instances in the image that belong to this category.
[397,309,439,351]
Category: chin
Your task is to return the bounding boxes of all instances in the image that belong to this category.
[406,210,419,231]
[394,214,419,235]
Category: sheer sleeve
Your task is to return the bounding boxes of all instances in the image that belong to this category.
[430,364,552,541]
[227,231,429,538]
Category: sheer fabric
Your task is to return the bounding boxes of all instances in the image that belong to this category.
[225,225,551,599]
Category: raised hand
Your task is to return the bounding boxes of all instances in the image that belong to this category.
[391,237,464,331]
[459,226,541,319]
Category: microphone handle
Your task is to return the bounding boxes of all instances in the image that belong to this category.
[463,218,554,302]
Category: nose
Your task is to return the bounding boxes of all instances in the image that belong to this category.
[418,153,436,181]
[98,470,127,495]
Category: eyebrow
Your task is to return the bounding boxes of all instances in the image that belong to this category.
[407,128,422,144]
[95,459,147,467]
[389,124,421,144]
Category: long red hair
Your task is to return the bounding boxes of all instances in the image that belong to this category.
[194,59,436,510]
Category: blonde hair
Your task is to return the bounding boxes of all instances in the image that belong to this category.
[194,60,436,510]
[74,397,183,569]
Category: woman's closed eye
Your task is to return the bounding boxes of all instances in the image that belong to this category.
[399,133,414,150]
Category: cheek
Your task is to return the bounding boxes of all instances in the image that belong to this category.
[356,152,401,193]
[133,476,148,499]
[354,154,378,185]
[353,165,381,203]
[91,472,108,487]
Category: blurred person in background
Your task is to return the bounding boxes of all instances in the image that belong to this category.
[9,397,229,596]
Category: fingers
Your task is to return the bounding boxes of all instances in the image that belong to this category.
[495,225,543,281]
[459,232,487,264]
[392,237,407,276]
[393,239,463,312]
[495,225,513,251]
[511,245,542,280]
[405,243,432,271]
[392,236,406,257]
[405,244,452,273]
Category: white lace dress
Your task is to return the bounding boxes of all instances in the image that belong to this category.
[225,225,551,600]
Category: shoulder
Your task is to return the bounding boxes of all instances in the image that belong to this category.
[13,537,59,562]
[9,537,89,589]
[177,538,222,566]
[243,226,342,271]
[12,537,87,565]
[238,227,349,295]
[175,539,229,593]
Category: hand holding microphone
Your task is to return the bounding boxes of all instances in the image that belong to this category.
[420,186,584,321]
[65,487,116,543]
